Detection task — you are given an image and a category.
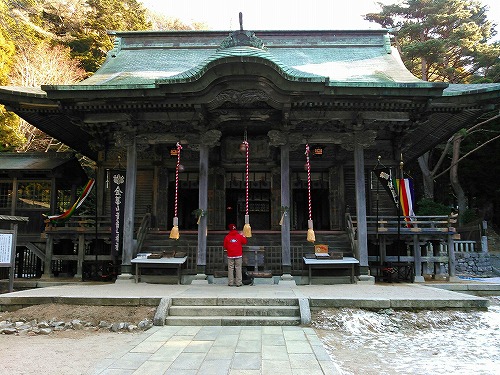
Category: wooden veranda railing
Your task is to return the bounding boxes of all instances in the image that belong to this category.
[348,214,478,280]
[165,245,310,276]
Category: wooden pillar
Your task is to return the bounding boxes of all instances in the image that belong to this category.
[354,141,369,272]
[75,233,85,279]
[197,145,208,274]
[281,143,291,271]
[42,234,54,279]
[121,137,137,275]
[270,167,281,231]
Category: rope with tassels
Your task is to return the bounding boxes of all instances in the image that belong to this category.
[169,142,182,239]
[243,132,252,237]
[305,144,315,243]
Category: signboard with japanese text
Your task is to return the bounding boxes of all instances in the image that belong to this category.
[110,170,126,257]
[0,231,14,266]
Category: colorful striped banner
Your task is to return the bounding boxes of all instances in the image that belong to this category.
[395,178,415,226]
[44,179,95,224]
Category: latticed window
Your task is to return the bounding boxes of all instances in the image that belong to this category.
[17,181,51,209]
[0,182,12,209]
[57,189,72,213]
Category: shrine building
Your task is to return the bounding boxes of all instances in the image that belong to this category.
[1,26,499,284]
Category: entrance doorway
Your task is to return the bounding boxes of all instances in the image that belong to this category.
[291,171,330,230]
[166,172,200,230]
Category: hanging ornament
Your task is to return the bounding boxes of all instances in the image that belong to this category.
[305,144,315,243]
[169,142,182,239]
[242,131,252,238]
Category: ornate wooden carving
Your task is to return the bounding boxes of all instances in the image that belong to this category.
[208,90,270,110]
[223,136,270,160]
[338,131,378,151]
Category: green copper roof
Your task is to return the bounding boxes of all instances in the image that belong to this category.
[157,46,327,84]
[42,30,443,92]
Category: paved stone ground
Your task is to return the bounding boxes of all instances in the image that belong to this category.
[89,325,341,375]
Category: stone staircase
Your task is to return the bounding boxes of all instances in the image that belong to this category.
[161,297,303,326]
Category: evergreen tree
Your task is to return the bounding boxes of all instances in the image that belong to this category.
[67,0,151,72]
[365,0,498,83]
[365,0,500,218]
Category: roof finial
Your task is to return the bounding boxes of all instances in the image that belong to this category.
[239,12,243,31]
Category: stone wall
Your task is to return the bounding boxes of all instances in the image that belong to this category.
[455,252,493,277]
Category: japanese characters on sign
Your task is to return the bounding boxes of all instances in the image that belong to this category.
[110,171,126,257]
[0,232,13,265]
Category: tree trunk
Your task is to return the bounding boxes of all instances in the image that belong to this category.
[418,152,434,199]
[450,134,466,225]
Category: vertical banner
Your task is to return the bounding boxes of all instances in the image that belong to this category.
[110,170,126,257]
[395,178,416,226]
[374,168,399,209]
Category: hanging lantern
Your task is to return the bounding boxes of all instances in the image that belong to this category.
[239,142,247,153]
[169,142,182,240]
[305,144,315,243]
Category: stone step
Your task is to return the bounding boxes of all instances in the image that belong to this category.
[170,297,299,306]
[168,305,300,317]
[162,297,303,326]
[164,315,300,326]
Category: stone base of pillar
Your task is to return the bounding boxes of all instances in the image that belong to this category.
[40,273,54,279]
[191,273,209,284]
[413,275,425,283]
[278,273,296,286]
[448,276,461,282]
[357,274,375,284]
[115,273,134,283]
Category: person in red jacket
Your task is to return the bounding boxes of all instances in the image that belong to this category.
[223,223,248,286]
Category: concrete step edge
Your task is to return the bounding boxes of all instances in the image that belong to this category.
[171,297,299,306]
[164,316,301,326]
[168,305,300,317]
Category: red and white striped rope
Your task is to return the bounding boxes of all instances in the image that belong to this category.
[305,144,312,220]
[174,142,182,218]
[244,140,249,216]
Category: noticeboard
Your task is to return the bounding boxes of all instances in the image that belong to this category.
[0,231,14,266]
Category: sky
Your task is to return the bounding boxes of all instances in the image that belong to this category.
[140,0,500,38]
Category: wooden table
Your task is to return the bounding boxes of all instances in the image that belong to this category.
[131,256,187,284]
[303,257,359,284]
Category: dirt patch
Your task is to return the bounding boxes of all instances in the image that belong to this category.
[1,303,156,332]
[0,304,158,375]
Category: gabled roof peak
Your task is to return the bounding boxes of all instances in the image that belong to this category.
[218,30,266,51]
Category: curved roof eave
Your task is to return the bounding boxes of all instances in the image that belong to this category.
[156,46,327,85]
[443,83,500,96]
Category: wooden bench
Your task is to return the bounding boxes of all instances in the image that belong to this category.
[303,256,359,284]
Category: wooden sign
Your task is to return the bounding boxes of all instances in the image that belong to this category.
[0,231,14,266]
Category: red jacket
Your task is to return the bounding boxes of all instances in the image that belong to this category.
[223,230,248,258]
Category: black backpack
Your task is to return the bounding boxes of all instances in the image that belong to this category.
[242,268,254,285]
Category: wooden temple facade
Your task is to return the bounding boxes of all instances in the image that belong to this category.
[1,27,500,283]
